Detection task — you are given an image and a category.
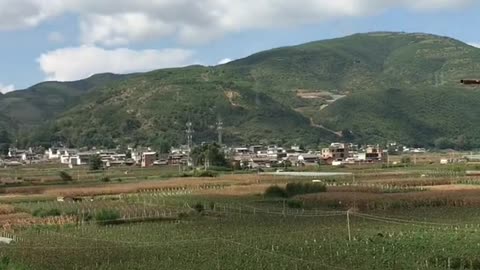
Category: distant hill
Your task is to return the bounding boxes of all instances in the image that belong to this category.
[3,32,480,149]
[0,73,129,127]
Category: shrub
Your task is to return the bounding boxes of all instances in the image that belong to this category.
[100,177,111,182]
[32,208,62,218]
[193,202,204,213]
[264,183,326,198]
[264,186,288,198]
[179,172,194,177]
[287,200,304,209]
[285,183,326,197]
[208,166,233,172]
[194,170,218,177]
[95,209,120,223]
[401,156,411,164]
[59,171,73,182]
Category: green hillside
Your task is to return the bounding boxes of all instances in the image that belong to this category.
[4,32,480,148]
[0,73,129,128]
[47,66,335,147]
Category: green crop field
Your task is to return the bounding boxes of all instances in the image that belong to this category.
[2,199,480,270]
[0,160,478,269]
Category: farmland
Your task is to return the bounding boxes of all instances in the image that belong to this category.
[0,159,480,269]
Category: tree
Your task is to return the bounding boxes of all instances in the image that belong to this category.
[59,171,73,182]
[454,135,470,150]
[89,155,103,171]
[434,137,454,150]
[401,156,411,165]
[341,129,355,142]
[0,143,9,157]
[151,137,171,154]
[191,143,228,168]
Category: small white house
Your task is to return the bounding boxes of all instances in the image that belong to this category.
[440,159,451,165]
[332,161,343,166]
[46,148,61,159]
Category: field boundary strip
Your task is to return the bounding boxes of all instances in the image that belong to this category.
[352,212,463,227]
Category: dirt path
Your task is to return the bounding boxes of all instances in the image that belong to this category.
[309,117,343,137]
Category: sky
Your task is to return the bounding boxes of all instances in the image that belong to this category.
[0,0,479,93]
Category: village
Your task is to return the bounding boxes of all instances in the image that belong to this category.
[0,141,435,169]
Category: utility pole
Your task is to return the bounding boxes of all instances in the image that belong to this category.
[387,150,390,168]
[352,173,357,210]
[347,209,352,241]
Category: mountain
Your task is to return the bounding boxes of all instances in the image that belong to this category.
[3,32,480,149]
[0,73,130,127]
[0,73,131,144]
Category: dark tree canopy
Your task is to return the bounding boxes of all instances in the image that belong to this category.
[191,143,228,168]
[89,155,103,171]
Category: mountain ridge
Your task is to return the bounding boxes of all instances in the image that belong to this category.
[2,32,480,149]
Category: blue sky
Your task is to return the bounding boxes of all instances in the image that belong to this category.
[0,0,479,92]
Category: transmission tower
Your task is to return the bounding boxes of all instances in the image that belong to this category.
[186,121,193,151]
[216,119,224,145]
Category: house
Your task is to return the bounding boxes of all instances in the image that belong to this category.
[130,147,153,165]
[68,151,97,166]
[297,154,319,166]
[8,148,28,160]
[365,145,383,161]
[141,152,157,168]
[266,146,287,159]
[169,153,188,165]
[170,145,191,155]
[233,147,250,155]
[249,145,263,154]
[105,160,127,167]
[154,159,169,166]
[322,143,350,164]
[46,148,61,159]
[290,145,304,152]
[59,149,78,164]
[352,145,383,163]
[20,152,36,162]
[249,157,276,169]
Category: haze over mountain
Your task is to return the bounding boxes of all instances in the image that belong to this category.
[2,32,480,149]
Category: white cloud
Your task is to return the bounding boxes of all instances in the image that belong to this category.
[0,83,15,94]
[468,42,480,48]
[80,13,175,46]
[37,46,195,81]
[0,0,474,44]
[48,31,65,43]
[217,58,232,65]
